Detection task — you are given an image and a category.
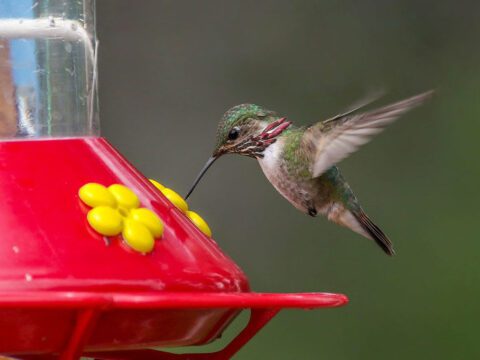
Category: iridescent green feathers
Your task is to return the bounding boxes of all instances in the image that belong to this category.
[282,128,311,179]
[215,104,275,149]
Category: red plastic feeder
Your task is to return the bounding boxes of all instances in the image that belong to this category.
[0,2,347,359]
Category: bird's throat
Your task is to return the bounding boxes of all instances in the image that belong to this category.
[237,117,291,158]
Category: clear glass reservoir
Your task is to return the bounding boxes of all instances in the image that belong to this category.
[0,0,97,138]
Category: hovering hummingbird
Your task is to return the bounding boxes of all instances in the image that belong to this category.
[185,91,433,255]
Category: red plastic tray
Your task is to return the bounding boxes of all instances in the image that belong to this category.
[1,291,347,359]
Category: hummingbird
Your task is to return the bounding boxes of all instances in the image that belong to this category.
[185,91,433,255]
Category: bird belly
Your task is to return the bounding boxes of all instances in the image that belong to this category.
[258,142,314,213]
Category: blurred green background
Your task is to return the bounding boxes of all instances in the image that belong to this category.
[97,1,479,359]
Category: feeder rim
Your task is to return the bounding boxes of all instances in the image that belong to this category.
[0,290,348,309]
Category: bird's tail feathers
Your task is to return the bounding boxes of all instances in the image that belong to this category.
[353,210,395,256]
[328,205,395,256]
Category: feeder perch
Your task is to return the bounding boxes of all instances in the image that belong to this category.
[0,1,348,359]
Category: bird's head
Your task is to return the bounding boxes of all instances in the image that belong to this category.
[185,103,291,199]
[213,103,277,158]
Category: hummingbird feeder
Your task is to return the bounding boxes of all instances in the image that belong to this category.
[0,1,348,359]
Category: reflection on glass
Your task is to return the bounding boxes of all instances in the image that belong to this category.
[0,0,97,138]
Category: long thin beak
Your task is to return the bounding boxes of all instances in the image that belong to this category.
[185,156,218,200]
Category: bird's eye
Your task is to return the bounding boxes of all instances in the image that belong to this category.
[228,127,240,140]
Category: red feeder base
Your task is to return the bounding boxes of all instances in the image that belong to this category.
[0,138,348,359]
[2,291,347,360]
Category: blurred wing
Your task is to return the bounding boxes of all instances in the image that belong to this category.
[323,88,386,124]
[307,90,433,178]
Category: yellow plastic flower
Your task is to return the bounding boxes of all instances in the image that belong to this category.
[149,179,212,237]
[161,188,189,213]
[186,210,212,237]
[79,183,164,253]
